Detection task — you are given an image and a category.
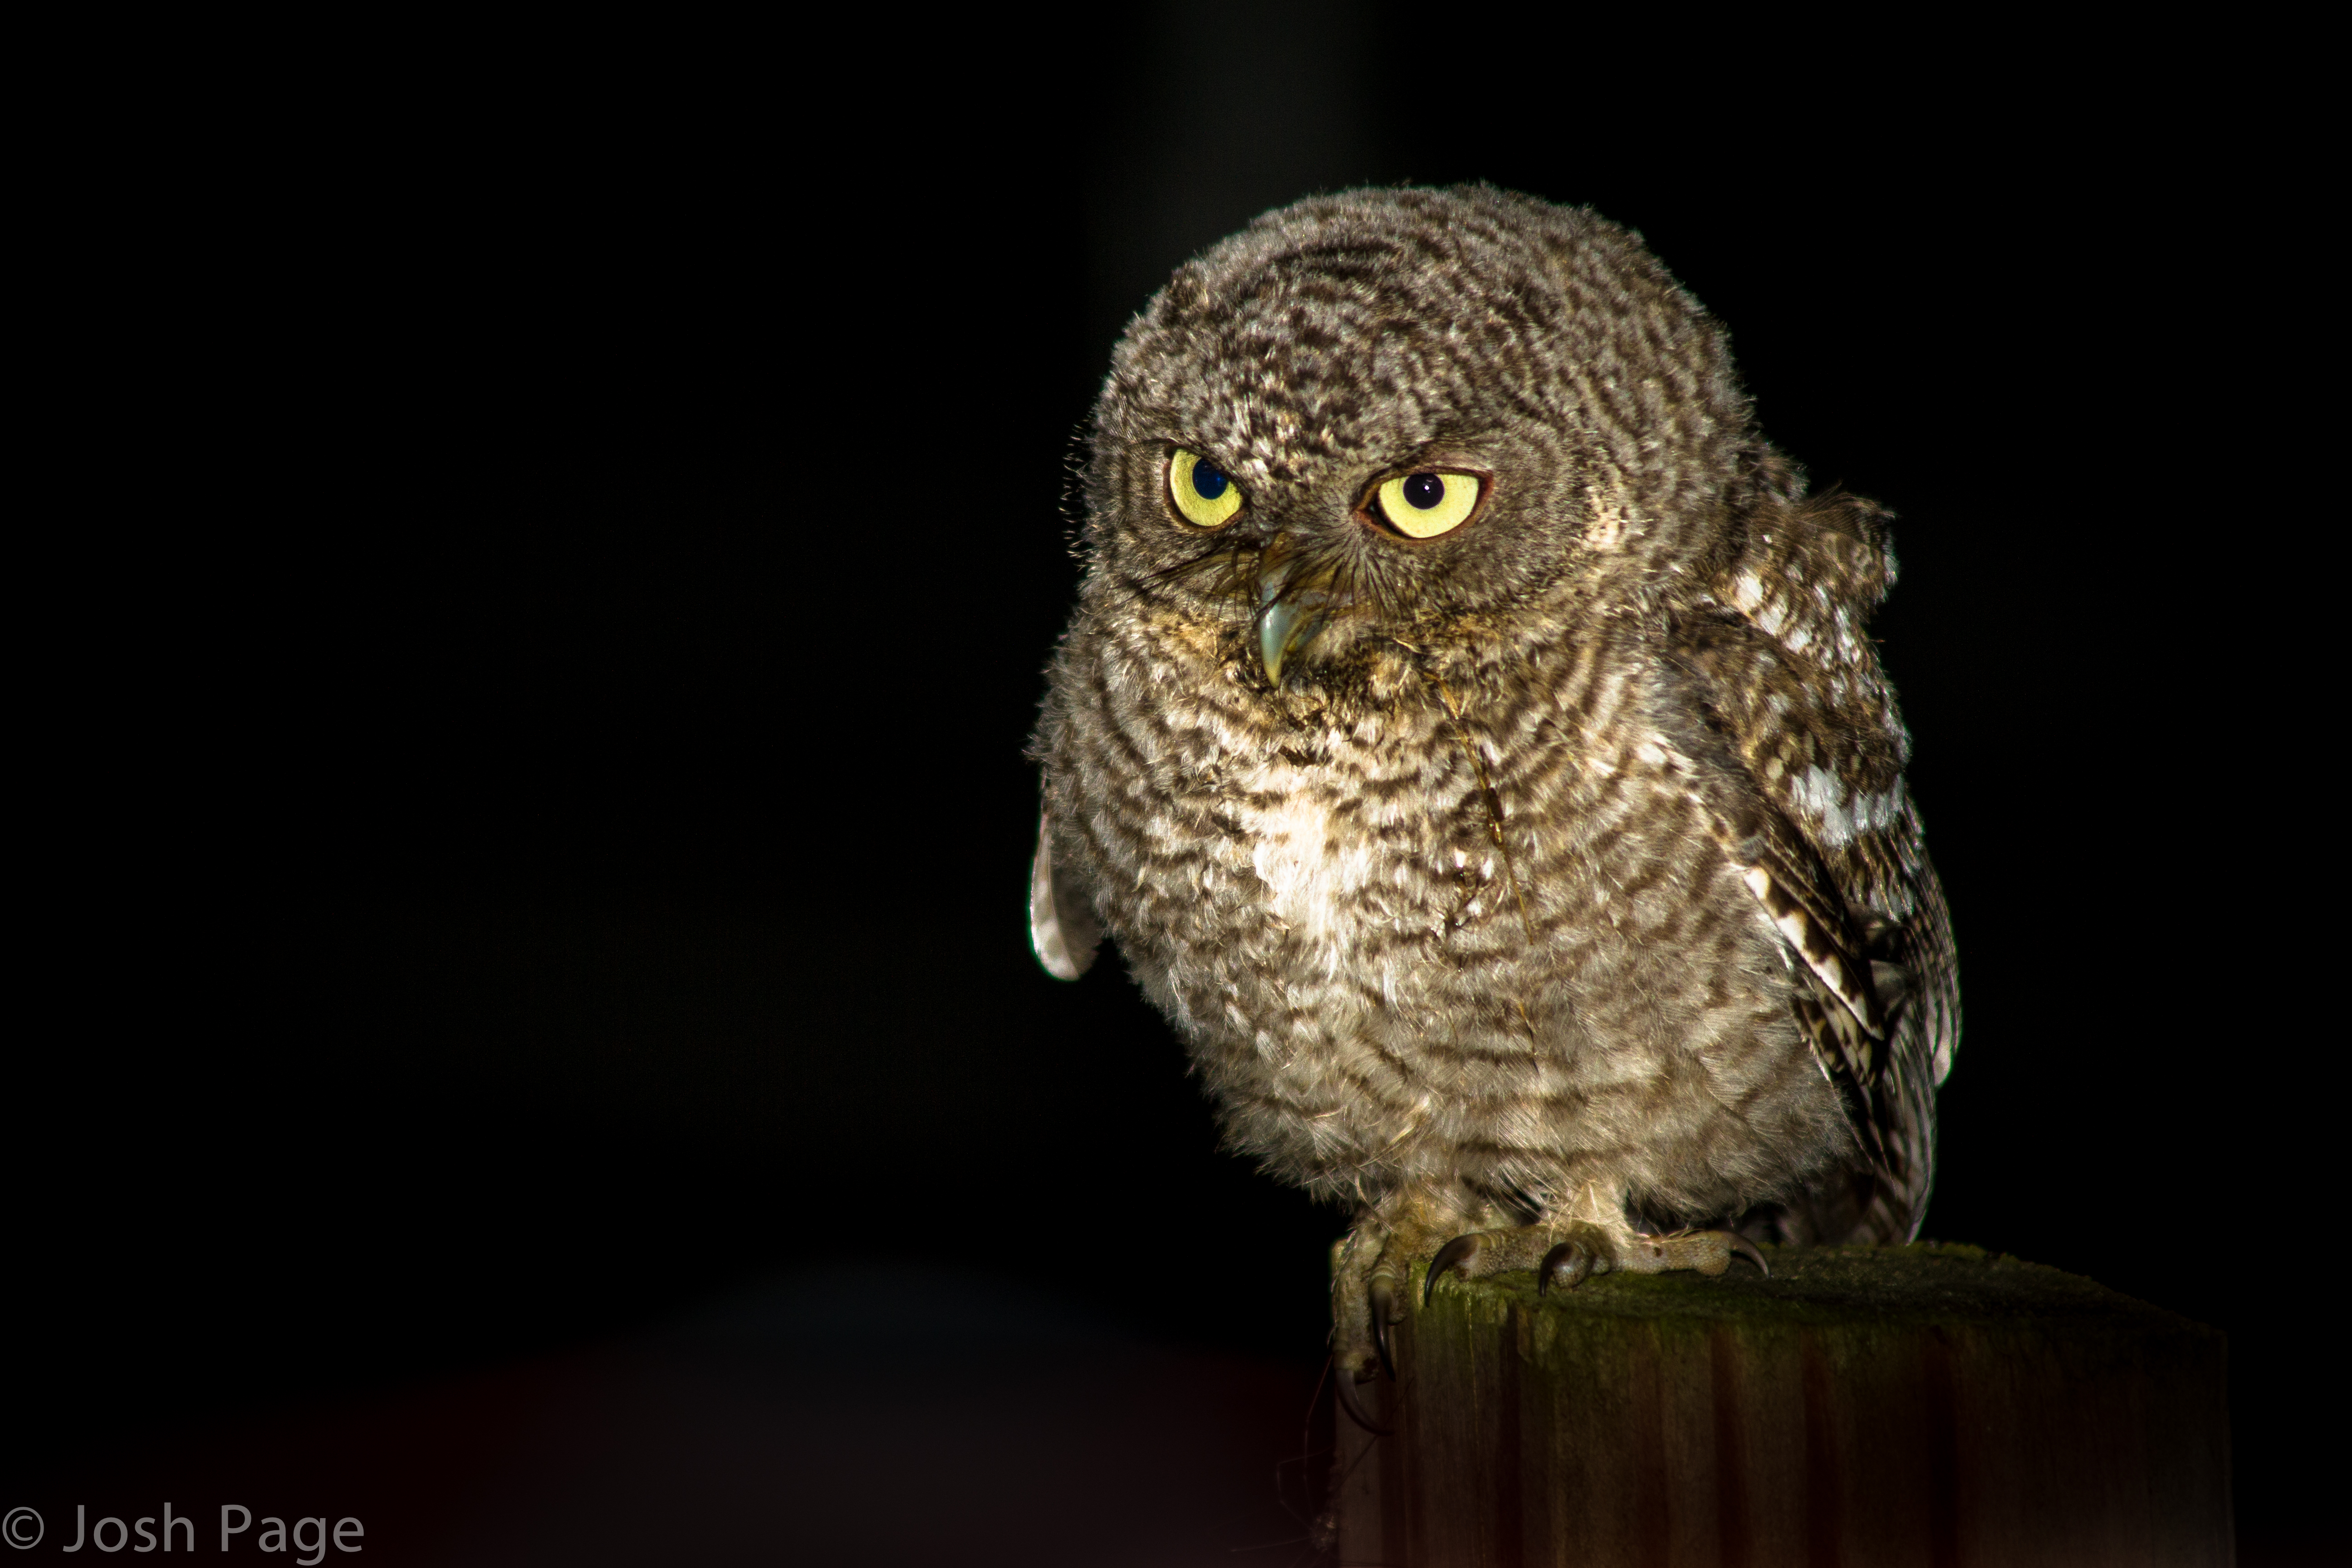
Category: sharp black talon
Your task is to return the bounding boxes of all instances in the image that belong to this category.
[1729,1233,1770,1277]
[1334,1366,1393,1435]
[1539,1240,1593,1296]
[1367,1279,1397,1380]
[1423,1234,1480,1308]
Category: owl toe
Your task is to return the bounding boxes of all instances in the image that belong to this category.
[1332,1363,1392,1436]
[1539,1233,1598,1294]
[1612,1227,1773,1279]
[1422,1233,1485,1307]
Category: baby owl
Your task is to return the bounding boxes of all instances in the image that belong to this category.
[1028,186,1959,1409]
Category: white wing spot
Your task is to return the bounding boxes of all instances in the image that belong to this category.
[1790,765,1857,848]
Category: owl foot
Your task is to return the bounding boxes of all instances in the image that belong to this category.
[1329,1200,1771,1431]
[1330,1200,1458,1423]
[1422,1224,1588,1305]
[1423,1222,1769,1303]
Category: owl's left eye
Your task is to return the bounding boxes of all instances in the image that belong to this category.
[1369,470,1484,539]
[1168,449,1245,529]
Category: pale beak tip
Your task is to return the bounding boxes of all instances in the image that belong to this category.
[1257,598,1324,686]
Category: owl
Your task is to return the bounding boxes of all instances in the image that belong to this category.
[1027,186,1958,1421]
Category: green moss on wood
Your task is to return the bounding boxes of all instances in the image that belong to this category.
[1415,1242,2214,1336]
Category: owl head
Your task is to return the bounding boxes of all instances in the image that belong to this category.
[1082,185,1788,690]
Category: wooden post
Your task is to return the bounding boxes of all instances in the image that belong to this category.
[1332,1243,2230,1568]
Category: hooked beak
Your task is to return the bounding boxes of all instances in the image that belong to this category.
[1253,541,1345,686]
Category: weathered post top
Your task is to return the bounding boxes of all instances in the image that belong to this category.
[1335,1243,2230,1568]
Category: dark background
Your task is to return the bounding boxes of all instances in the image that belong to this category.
[12,8,2325,1561]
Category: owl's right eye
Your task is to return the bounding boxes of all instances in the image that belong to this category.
[1168,449,1244,529]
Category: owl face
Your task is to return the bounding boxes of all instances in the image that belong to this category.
[1082,187,1758,690]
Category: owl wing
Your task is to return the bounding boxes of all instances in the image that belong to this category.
[1656,491,1960,1200]
[1029,808,1102,980]
[1649,647,1895,1172]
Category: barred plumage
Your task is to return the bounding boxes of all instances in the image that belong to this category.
[1029,186,1958,1389]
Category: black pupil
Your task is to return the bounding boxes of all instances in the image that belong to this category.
[1402,472,1445,510]
[1192,462,1230,500]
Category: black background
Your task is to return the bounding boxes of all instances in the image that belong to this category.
[11,8,2327,1560]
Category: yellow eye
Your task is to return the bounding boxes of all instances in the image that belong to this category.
[1168,448,1244,529]
[1372,471,1483,539]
